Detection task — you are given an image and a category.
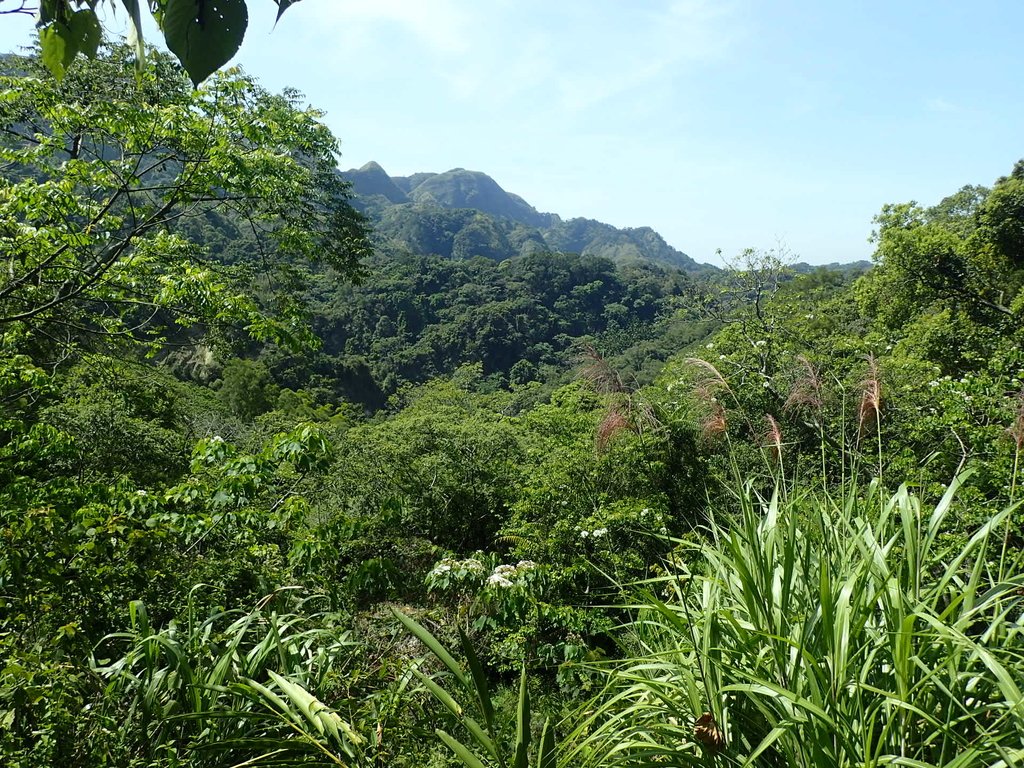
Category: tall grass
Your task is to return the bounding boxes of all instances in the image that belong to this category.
[393,609,557,768]
[95,589,368,766]
[563,474,1024,767]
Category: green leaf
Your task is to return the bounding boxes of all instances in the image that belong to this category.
[460,626,495,730]
[119,0,146,66]
[437,729,490,768]
[68,9,103,59]
[462,717,500,764]
[391,609,468,688]
[411,667,463,718]
[37,0,60,25]
[162,0,249,86]
[537,717,556,768]
[513,665,530,768]
[38,23,74,79]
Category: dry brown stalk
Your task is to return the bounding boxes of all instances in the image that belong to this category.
[628,399,661,436]
[858,354,882,435]
[763,414,783,463]
[785,354,824,414]
[684,358,733,443]
[578,345,625,395]
[579,346,664,452]
[684,357,733,400]
[1008,388,1024,452]
[596,408,631,452]
[700,401,728,442]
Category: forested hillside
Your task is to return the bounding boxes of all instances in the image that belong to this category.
[342,162,706,271]
[262,250,711,409]
[3,44,1024,768]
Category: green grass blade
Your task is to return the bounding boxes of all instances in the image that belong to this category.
[411,666,463,717]
[538,717,556,768]
[514,665,530,768]
[460,625,496,730]
[392,609,468,687]
[438,728,491,768]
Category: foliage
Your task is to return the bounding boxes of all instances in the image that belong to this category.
[0,47,369,349]
[219,358,280,420]
[28,0,302,85]
[564,476,1024,767]
[96,593,366,766]
[394,609,557,768]
[5,40,1024,767]
[0,409,336,765]
[292,249,698,409]
[856,165,1024,335]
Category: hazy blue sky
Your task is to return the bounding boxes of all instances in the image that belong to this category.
[3,1,1023,266]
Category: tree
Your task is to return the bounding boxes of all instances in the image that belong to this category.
[686,246,795,382]
[0,47,370,350]
[856,165,1024,332]
[5,0,302,85]
[218,358,277,419]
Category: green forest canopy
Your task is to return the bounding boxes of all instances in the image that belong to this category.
[2,45,1024,768]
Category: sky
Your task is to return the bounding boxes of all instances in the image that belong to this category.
[3,1,1024,266]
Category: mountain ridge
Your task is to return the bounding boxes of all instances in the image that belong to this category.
[341,162,708,273]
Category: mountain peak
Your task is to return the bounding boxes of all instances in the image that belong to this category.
[340,162,702,271]
[344,161,408,204]
[406,168,550,228]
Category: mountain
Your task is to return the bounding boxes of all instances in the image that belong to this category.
[403,168,553,228]
[342,161,409,204]
[341,162,707,272]
[791,259,873,275]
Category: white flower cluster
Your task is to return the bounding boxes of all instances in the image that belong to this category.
[486,560,538,588]
[578,527,609,540]
[639,507,669,536]
[428,557,486,580]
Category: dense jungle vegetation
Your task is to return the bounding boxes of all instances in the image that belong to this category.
[2,44,1024,767]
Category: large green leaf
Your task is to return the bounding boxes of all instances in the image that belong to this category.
[437,729,490,768]
[37,4,103,79]
[460,626,495,730]
[68,9,102,59]
[37,0,61,26]
[391,608,468,688]
[162,0,249,86]
[38,23,73,79]
[537,718,556,768]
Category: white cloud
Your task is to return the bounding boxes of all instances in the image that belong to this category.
[924,97,957,113]
[287,0,742,115]
[303,0,475,55]
[543,1,741,115]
